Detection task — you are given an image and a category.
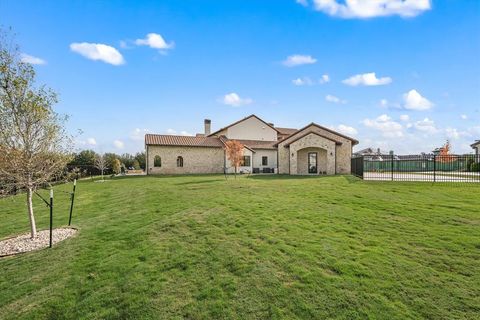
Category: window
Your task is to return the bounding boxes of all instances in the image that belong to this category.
[262,156,268,166]
[241,156,251,166]
[154,156,162,167]
[177,156,183,167]
[308,152,317,174]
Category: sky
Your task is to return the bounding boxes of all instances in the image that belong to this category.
[2,0,479,154]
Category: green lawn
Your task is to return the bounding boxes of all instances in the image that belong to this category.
[1,175,479,319]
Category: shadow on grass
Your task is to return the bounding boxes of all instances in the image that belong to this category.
[175,179,220,185]
[247,174,336,180]
[342,175,363,184]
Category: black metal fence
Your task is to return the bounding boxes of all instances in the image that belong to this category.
[351,154,480,183]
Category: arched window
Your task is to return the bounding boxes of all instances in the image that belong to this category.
[177,156,183,167]
[154,156,162,167]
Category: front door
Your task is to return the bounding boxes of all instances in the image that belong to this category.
[308,152,317,174]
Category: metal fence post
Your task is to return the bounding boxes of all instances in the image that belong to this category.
[391,153,394,181]
[49,189,53,248]
[68,179,77,226]
[433,155,436,183]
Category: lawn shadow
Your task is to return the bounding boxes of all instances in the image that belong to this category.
[247,174,332,180]
[342,175,363,184]
[175,179,220,186]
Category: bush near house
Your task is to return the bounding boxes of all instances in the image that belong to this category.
[1,175,479,319]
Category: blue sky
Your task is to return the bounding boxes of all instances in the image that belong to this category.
[3,0,479,154]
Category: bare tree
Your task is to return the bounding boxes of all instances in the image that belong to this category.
[94,154,109,181]
[0,29,72,238]
[224,140,244,179]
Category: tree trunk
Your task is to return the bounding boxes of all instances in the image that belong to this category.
[234,166,237,179]
[27,188,37,238]
[101,169,104,181]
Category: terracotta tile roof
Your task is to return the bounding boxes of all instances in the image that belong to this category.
[145,134,224,147]
[275,123,359,146]
[234,139,278,150]
[275,127,298,135]
[280,131,344,147]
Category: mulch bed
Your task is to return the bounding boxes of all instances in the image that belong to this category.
[0,228,77,257]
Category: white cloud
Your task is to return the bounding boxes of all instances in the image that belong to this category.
[309,0,431,19]
[220,92,253,107]
[86,138,97,145]
[445,128,460,140]
[130,128,150,141]
[336,124,358,136]
[319,74,330,84]
[325,94,346,104]
[363,114,403,138]
[165,129,192,136]
[20,53,46,65]
[135,33,174,50]
[282,54,317,67]
[70,42,125,65]
[460,114,468,120]
[113,140,125,149]
[380,99,389,107]
[403,89,433,110]
[413,118,437,134]
[399,114,410,122]
[292,77,314,86]
[296,0,309,6]
[468,126,480,136]
[342,72,392,86]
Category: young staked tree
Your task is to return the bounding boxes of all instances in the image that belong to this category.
[94,154,109,181]
[0,30,72,238]
[224,140,244,179]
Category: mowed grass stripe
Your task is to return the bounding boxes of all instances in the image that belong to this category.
[0,175,479,319]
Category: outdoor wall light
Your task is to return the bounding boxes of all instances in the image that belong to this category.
[291,153,294,157]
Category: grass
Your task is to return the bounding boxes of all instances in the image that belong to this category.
[1,175,479,319]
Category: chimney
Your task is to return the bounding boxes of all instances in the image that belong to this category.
[377,148,381,154]
[204,119,211,135]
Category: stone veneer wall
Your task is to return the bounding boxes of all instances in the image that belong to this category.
[289,134,336,175]
[147,146,224,174]
[296,147,328,175]
[278,125,353,174]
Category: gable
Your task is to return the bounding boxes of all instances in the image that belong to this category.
[226,116,277,141]
[277,123,358,147]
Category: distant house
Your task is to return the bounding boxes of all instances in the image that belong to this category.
[354,147,393,161]
[145,114,359,175]
[472,140,480,155]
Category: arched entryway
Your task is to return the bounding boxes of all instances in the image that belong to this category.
[296,147,328,175]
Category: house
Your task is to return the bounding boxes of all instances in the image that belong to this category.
[471,140,480,155]
[353,147,392,161]
[145,115,358,175]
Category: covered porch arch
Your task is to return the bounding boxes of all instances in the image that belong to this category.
[286,132,340,175]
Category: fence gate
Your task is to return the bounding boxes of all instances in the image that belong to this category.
[351,156,364,178]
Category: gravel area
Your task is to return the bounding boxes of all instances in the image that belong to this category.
[0,228,77,257]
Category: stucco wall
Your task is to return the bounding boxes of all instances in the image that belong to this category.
[147,145,224,174]
[225,147,253,174]
[252,149,277,170]
[226,117,277,141]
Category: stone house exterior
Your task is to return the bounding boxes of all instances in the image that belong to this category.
[145,115,358,175]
